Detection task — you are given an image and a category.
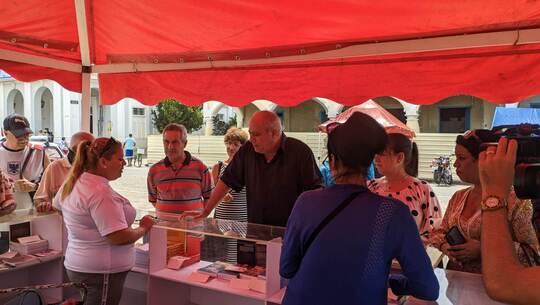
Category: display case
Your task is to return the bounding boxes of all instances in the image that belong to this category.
[147,218,286,305]
[0,209,64,303]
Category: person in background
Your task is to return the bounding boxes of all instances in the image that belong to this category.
[34,131,95,212]
[280,112,438,305]
[480,137,540,305]
[147,123,213,216]
[320,158,375,187]
[123,133,136,167]
[185,111,322,227]
[53,137,154,305]
[0,114,50,210]
[368,133,442,241]
[429,130,539,273]
[210,127,249,262]
[59,137,68,154]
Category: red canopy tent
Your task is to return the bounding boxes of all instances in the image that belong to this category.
[318,100,416,138]
[2,1,540,130]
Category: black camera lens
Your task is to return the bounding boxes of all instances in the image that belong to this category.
[514,164,540,200]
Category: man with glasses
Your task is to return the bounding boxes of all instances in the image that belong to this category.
[0,114,50,210]
[34,131,94,212]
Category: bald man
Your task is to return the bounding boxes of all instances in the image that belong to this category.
[34,132,95,212]
[189,111,322,226]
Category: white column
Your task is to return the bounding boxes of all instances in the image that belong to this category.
[52,82,63,140]
[403,103,421,133]
[0,83,5,119]
[80,73,91,131]
[234,107,244,128]
[505,102,519,108]
[23,83,32,122]
[204,115,214,136]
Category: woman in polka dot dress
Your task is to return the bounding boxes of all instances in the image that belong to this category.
[368,133,442,242]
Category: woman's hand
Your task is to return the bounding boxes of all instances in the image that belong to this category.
[448,239,481,263]
[36,201,54,213]
[223,193,234,203]
[0,199,16,216]
[139,215,155,231]
[478,137,517,201]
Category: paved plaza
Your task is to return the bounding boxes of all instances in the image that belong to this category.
[111,164,468,218]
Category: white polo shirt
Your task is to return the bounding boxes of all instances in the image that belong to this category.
[53,172,136,273]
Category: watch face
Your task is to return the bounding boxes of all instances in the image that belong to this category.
[485,197,500,208]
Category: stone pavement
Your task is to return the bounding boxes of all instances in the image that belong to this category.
[111,164,468,217]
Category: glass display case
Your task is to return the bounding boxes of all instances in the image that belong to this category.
[147,217,286,305]
[0,209,64,303]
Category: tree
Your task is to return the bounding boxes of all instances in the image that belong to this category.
[212,115,238,135]
[151,99,203,133]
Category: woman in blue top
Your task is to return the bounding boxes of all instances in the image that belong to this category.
[280,112,438,305]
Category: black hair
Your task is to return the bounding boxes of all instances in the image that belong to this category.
[386,133,419,177]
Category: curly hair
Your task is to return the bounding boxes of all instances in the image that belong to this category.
[224,127,249,144]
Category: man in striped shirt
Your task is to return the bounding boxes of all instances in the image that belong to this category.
[147,123,213,214]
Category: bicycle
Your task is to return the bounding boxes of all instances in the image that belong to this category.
[135,148,145,167]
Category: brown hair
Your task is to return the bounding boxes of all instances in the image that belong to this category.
[61,137,121,200]
[386,133,419,177]
[224,127,248,144]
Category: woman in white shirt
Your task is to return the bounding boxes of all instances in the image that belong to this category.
[368,133,442,242]
[54,137,154,305]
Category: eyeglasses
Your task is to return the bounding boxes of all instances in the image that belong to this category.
[99,137,118,158]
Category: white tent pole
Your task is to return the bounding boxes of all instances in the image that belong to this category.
[92,28,540,74]
[75,0,91,132]
[0,49,81,72]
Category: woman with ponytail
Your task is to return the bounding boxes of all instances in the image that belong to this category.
[368,133,442,242]
[53,137,154,305]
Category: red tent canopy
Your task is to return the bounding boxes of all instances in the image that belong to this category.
[2,1,540,113]
[319,100,416,138]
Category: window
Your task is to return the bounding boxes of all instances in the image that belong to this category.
[439,107,470,133]
[132,107,145,116]
[530,103,540,108]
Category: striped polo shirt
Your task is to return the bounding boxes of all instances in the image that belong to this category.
[147,151,213,213]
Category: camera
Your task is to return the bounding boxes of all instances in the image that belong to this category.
[480,124,540,200]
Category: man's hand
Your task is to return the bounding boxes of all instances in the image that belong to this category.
[448,239,481,263]
[36,201,54,213]
[478,137,517,200]
[14,178,37,193]
[0,199,16,216]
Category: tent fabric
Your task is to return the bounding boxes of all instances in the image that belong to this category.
[491,107,540,128]
[99,44,540,106]
[319,100,415,138]
[3,1,540,106]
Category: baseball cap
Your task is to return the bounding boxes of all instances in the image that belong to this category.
[327,112,387,169]
[3,114,33,138]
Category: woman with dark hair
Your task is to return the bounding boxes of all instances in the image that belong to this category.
[368,133,442,241]
[429,129,539,273]
[280,113,438,305]
[53,137,154,305]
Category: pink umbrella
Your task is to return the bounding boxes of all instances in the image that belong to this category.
[319,100,416,138]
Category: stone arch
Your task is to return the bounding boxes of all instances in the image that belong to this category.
[33,87,54,134]
[314,97,343,117]
[252,100,278,112]
[7,89,24,115]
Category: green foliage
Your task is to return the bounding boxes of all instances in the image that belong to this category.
[151,99,203,133]
[212,115,238,135]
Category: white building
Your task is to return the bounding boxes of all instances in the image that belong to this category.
[0,72,155,148]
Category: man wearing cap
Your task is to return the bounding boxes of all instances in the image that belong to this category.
[186,111,323,227]
[0,114,50,210]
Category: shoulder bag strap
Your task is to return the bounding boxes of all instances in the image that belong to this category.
[302,191,362,259]
[19,147,34,180]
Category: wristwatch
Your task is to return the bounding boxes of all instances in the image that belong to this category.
[481,196,507,211]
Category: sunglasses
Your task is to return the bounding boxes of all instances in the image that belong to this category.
[99,137,118,158]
